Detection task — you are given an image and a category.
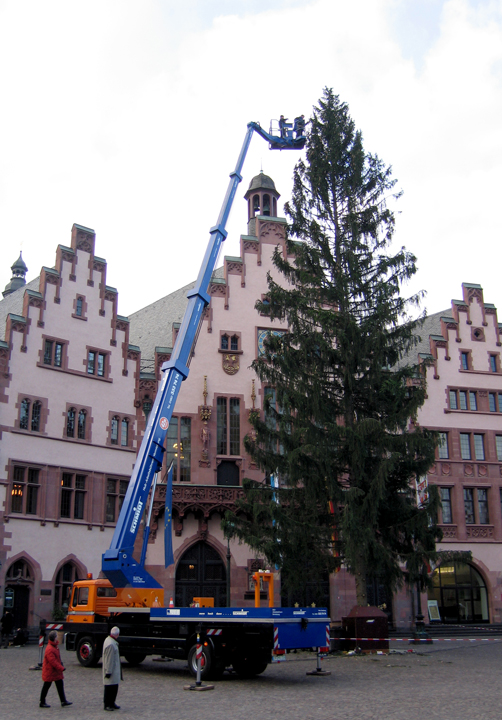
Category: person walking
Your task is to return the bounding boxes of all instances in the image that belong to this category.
[1,610,14,648]
[102,626,122,711]
[39,630,72,708]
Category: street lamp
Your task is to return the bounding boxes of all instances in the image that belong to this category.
[224,523,234,608]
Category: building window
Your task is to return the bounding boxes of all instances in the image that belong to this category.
[87,350,107,377]
[66,408,76,438]
[450,390,477,411]
[220,333,240,352]
[438,433,449,459]
[166,416,192,481]
[460,433,471,460]
[449,390,458,410]
[489,393,497,412]
[44,339,64,367]
[60,472,86,519]
[440,487,453,524]
[66,405,90,441]
[10,466,40,515]
[106,478,129,523]
[496,436,502,462]
[77,410,86,440]
[76,296,84,317]
[473,434,485,461]
[499,393,502,412]
[477,488,489,524]
[19,397,43,432]
[468,392,477,411]
[461,352,470,370]
[489,355,498,372]
[217,397,240,456]
[109,414,133,448]
[464,488,475,524]
[459,391,468,410]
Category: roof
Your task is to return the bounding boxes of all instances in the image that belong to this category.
[128,267,224,361]
[0,276,40,340]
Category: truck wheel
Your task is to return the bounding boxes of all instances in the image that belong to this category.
[124,653,146,666]
[187,644,212,680]
[76,636,100,667]
[232,656,268,678]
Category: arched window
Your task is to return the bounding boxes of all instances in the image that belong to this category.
[111,416,119,445]
[19,399,30,430]
[221,334,229,350]
[263,194,271,216]
[230,335,239,351]
[253,194,260,216]
[6,559,32,582]
[77,409,86,440]
[55,563,79,610]
[76,296,83,317]
[121,418,129,447]
[66,408,76,438]
[31,401,41,432]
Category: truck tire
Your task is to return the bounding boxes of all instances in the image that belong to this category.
[76,636,101,667]
[232,655,268,678]
[187,643,212,680]
[124,653,147,666]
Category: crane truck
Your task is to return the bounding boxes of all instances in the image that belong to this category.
[63,118,331,680]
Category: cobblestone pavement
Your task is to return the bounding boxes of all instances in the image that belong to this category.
[1,641,502,720]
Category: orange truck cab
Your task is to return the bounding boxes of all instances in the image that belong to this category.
[66,576,164,623]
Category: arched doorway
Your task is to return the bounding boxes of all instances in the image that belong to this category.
[175,541,226,607]
[4,559,34,629]
[429,562,489,623]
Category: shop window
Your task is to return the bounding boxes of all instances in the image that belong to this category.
[10,466,40,515]
[217,398,240,456]
[429,562,488,623]
[166,416,191,481]
[60,472,87,520]
[106,478,129,523]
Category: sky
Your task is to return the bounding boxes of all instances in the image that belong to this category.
[0,0,501,319]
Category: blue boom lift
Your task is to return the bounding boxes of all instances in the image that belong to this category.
[102,120,306,591]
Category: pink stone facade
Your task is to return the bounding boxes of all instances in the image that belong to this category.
[2,184,501,632]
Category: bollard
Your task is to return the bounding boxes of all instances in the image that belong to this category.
[183,630,214,692]
[29,619,47,671]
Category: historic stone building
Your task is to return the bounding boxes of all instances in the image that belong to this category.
[0,224,140,630]
[1,176,501,632]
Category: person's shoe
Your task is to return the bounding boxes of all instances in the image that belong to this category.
[112,704,120,709]
[61,701,73,707]
[104,707,115,712]
[39,702,51,708]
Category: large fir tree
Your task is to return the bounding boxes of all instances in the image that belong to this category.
[226,89,441,606]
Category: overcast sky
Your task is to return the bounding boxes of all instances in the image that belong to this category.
[0,0,501,319]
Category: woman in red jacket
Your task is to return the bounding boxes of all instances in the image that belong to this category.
[40,631,72,708]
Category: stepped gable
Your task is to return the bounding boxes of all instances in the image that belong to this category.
[0,276,41,340]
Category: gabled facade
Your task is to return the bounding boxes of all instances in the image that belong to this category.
[0,224,139,629]
[416,283,502,625]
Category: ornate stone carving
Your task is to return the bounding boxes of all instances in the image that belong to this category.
[471,327,485,342]
[466,526,493,539]
[259,222,285,241]
[440,526,457,539]
[440,464,450,475]
[222,354,240,375]
[209,283,226,296]
[116,320,128,332]
[478,465,488,476]
[45,274,59,285]
[76,232,93,252]
[464,464,474,476]
[227,262,243,274]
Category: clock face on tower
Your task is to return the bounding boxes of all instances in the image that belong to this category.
[257,329,286,356]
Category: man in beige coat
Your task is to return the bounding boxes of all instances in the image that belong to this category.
[102,627,122,711]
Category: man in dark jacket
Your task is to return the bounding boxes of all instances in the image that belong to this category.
[40,630,72,708]
[1,610,14,648]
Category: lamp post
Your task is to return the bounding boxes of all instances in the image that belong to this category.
[225,522,234,608]
[413,570,432,644]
